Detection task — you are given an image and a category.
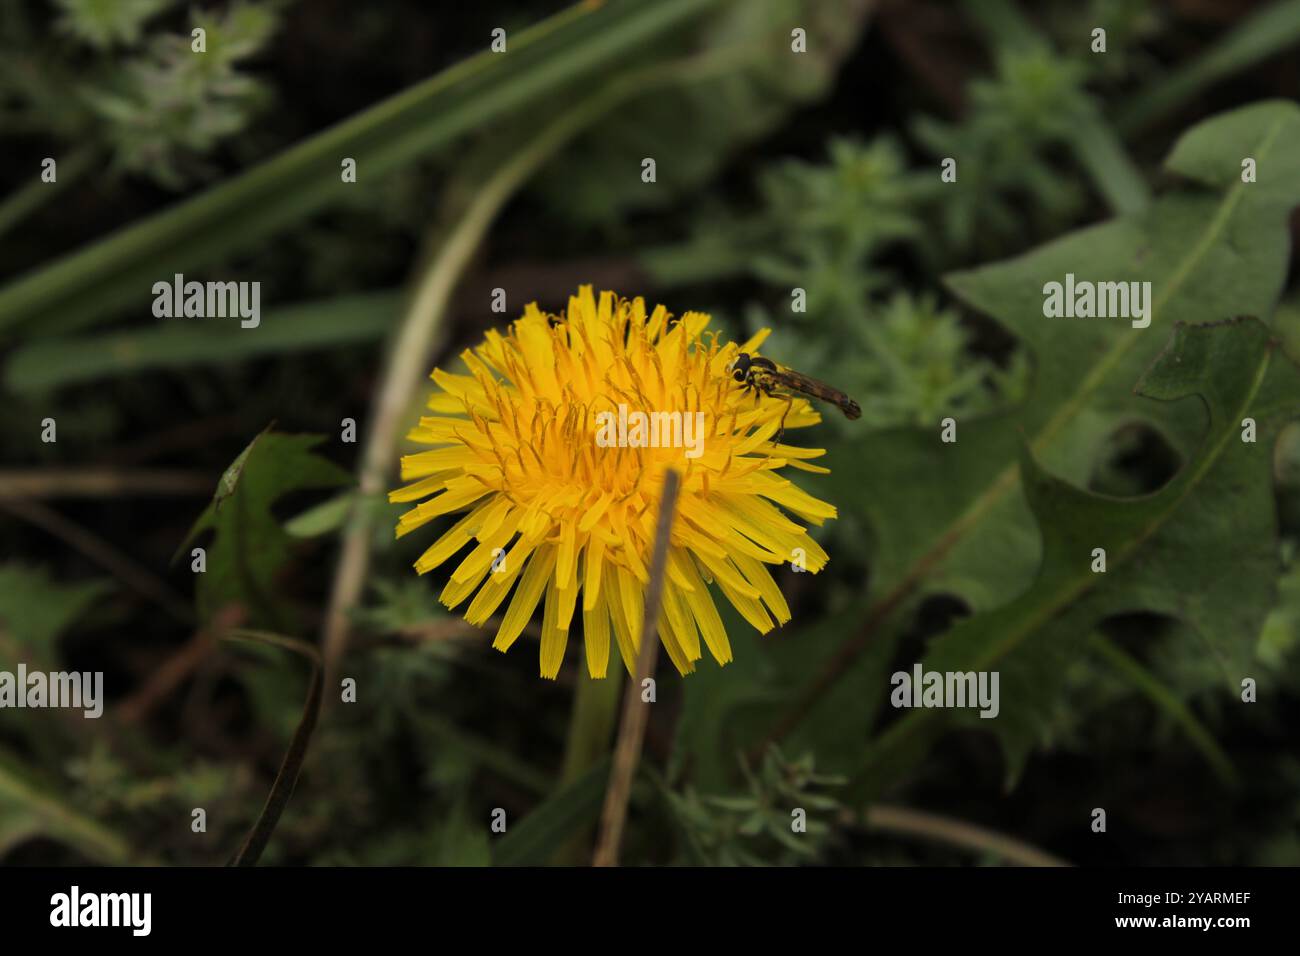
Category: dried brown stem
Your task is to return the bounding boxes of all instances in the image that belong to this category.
[855,804,1071,867]
[0,496,192,625]
[319,112,595,692]
[318,46,770,695]
[0,468,212,498]
[116,605,244,724]
[592,468,680,867]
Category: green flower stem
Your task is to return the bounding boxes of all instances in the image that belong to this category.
[319,44,776,691]
[553,674,625,864]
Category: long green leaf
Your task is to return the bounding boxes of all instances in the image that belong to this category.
[4,290,401,391]
[492,758,611,866]
[0,0,719,338]
[223,629,323,867]
[1119,0,1300,133]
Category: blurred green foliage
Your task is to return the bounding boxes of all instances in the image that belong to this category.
[667,747,845,865]
[2,0,1300,869]
[85,3,282,187]
[913,48,1093,254]
[12,0,285,186]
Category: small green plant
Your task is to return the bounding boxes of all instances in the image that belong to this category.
[667,747,845,865]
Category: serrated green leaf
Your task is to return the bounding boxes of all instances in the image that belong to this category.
[790,100,1300,789]
[181,431,352,629]
[859,318,1300,790]
[213,424,270,508]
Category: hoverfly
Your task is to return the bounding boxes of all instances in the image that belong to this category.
[727,352,861,434]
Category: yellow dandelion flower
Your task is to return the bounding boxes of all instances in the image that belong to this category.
[390,285,838,679]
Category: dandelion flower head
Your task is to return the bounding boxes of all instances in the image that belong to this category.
[391,286,838,679]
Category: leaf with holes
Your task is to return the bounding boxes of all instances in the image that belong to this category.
[856,318,1300,789]
[794,100,1300,783]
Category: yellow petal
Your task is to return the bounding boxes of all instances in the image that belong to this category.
[539,574,570,680]
[679,558,732,665]
[494,546,556,653]
[583,536,606,612]
[583,598,611,679]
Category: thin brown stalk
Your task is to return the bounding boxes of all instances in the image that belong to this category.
[0,496,192,625]
[116,604,244,724]
[320,117,586,692]
[592,468,680,867]
[0,468,212,498]
[319,45,772,694]
[854,804,1072,867]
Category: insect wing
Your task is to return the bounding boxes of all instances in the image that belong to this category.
[771,366,861,420]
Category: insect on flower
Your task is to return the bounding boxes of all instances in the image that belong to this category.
[391,287,844,680]
[727,353,862,430]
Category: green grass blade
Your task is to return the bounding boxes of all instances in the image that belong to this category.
[4,290,401,391]
[0,0,718,338]
[222,629,324,867]
[492,757,611,866]
[1119,0,1300,133]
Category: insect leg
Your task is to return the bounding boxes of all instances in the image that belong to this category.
[774,394,794,445]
